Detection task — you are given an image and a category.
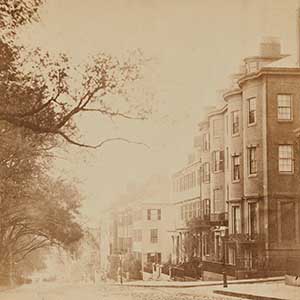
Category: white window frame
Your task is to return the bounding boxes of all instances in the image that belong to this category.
[278,144,294,174]
[248,146,257,176]
[232,155,241,182]
[277,94,292,121]
[150,229,158,243]
[232,205,241,234]
[248,98,256,126]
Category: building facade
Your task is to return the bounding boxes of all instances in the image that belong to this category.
[171,37,300,279]
[100,178,173,279]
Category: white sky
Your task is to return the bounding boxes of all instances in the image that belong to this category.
[18,0,299,222]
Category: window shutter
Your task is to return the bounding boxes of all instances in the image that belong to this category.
[158,209,161,220]
[220,150,224,171]
[147,209,151,220]
[212,152,215,171]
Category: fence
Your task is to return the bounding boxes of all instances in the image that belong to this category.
[286,257,300,276]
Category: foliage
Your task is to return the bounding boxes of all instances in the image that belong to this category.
[0,0,43,34]
[0,125,84,273]
[0,0,152,282]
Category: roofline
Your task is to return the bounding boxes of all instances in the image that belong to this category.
[172,160,201,178]
[243,54,288,63]
[223,88,242,101]
[207,104,228,118]
[238,67,300,86]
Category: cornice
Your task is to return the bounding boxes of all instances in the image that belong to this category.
[238,67,300,86]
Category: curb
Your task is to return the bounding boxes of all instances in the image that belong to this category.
[111,277,284,289]
[214,290,287,300]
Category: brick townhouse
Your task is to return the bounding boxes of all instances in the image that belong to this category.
[171,37,300,279]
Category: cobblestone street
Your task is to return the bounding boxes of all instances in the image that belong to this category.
[0,282,238,300]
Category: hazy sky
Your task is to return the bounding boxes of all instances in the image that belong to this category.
[19,0,299,222]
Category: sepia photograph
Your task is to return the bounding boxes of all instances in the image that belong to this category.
[0,0,300,299]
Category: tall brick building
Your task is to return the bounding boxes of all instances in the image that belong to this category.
[171,37,300,279]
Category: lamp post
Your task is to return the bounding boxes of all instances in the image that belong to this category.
[221,232,228,288]
[119,253,123,285]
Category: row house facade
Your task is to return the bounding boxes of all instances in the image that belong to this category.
[171,37,300,279]
[100,196,173,279]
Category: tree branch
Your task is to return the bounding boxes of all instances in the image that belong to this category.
[57,131,150,149]
[81,108,146,120]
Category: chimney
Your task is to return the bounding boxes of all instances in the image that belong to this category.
[259,36,281,58]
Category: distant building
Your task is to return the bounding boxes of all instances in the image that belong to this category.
[100,176,173,280]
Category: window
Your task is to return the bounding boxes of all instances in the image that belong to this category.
[277,94,292,121]
[150,229,158,243]
[213,119,222,137]
[197,200,202,218]
[232,206,241,234]
[213,150,224,172]
[278,145,294,173]
[147,209,161,220]
[226,147,229,170]
[248,202,257,238]
[248,147,257,175]
[192,171,196,187]
[203,234,209,256]
[204,199,210,218]
[203,162,210,182]
[192,202,197,218]
[280,201,295,242]
[248,98,256,125]
[232,111,240,135]
[184,204,188,220]
[197,169,201,185]
[203,133,209,151]
[232,155,240,181]
[188,203,193,219]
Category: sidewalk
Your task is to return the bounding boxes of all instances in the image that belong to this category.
[213,281,299,300]
[117,276,283,288]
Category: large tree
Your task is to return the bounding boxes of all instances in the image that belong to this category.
[0,0,152,280]
[0,1,151,150]
[0,123,83,280]
[1,0,148,281]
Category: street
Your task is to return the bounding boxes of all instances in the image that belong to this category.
[0,282,238,300]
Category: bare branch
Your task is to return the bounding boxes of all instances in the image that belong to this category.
[81,108,146,120]
[57,131,150,149]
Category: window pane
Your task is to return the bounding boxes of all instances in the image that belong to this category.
[150,229,158,243]
[233,206,241,234]
[232,155,240,181]
[278,95,292,120]
[279,145,293,173]
[248,98,256,124]
[249,147,257,175]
